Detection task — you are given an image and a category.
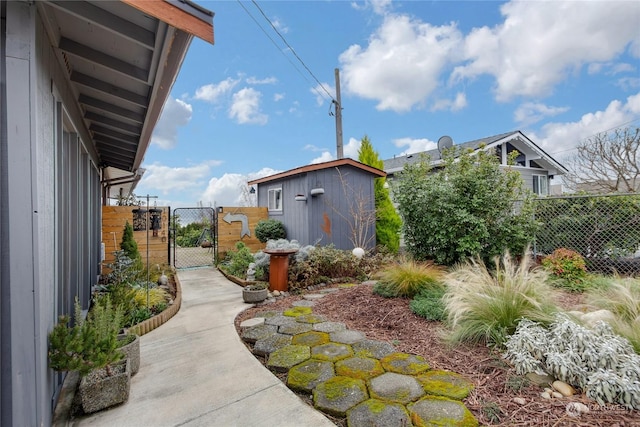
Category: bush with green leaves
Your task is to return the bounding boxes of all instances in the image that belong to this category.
[504,315,640,410]
[541,248,588,292]
[410,286,447,321]
[373,259,444,298]
[255,219,286,243]
[443,251,557,348]
[221,241,255,278]
[120,221,141,261]
[393,147,536,266]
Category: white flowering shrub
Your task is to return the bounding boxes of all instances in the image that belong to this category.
[504,314,640,410]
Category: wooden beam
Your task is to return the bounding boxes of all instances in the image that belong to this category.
[79,95,145,124]
[71,71,149,107]
[84,111,142,135]
[121,0,214,44]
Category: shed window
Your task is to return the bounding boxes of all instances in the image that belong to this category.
[533,175,548,196]
[268,188,282,211]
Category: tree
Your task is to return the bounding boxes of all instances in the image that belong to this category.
[394,146,536,266]
[564,126,640,194]
[357,135,402,253]
[120,221,140,261]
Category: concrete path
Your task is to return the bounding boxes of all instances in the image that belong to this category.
[73,268,335,427]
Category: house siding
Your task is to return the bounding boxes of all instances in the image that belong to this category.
[513,167,548,194]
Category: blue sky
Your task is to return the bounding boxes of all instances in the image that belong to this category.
[135,0,640,207]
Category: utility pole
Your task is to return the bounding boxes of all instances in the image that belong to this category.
[334,68,344,159]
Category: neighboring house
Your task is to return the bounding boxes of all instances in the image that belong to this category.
[1,1,213,425]
[248,158,386,251]
[383,131,568,196]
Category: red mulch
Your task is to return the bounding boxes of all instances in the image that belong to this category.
[235,285,640,427]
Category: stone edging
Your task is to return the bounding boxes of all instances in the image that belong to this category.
[129,276,182,336]
[218,268,257,287]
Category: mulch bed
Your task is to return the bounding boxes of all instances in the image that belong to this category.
[235,284,640,427]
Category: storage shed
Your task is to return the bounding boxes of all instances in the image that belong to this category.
[248,158,386,251]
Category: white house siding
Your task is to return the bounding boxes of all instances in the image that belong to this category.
[512,167,549,196]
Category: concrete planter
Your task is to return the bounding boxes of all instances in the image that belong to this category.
[79,359,130,414]
[242,286,268,303]
[117,334,140,376]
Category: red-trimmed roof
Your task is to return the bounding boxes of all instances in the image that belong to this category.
[248,158,386,185]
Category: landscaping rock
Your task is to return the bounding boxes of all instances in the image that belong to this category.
[416,370,474,400]
[312,342,354,362]
[408,396,478,427]
[287,359,335,393]
[380,353,430,375]
[292,300,316,307]
[581,309,616,328]
[265,315,298,328]
[552,380,576,397]
[292,331,330,347]
[278,322,313,335]
[283,306,313,317]
[330,330,366,345]
[239,317,265,328]
[303,294,326,301]
[352,339,396,359]
[335,357,384,381]
[347,399,412,427]
[319,288,340,294]
[313,321,347,333]
[296,314,327,324]
[313,376,368,417]
[267,344,311,372]
[253,333,292,356]
[369,372,425,404]
[254,310,282,318]
[241,324,278,344]
[525,372,554,387]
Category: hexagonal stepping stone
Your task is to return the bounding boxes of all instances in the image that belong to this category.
[312,342,353,362]
[292,300,316,307]
[239,317,264,328]
[416,370,474,400]
[278,322,313,335]
[408,396,478,427]
[283,306,313,317]
[352,339,396,359]
[292,331,330,347]
[296,313,327,324]
[330,330,366,345]
[369,372,425,404]
[267,344,310,372]
[265,315,298,328]
[253,333,292,356]
[254,310,282,318]
[287,359,335,393]
[313,321,347,333]
[303,294,326,301]
[241,324,277,343]
[313,376,368,417]
[361,280,378,286]
[338,283,357,288]
[335,357,384,381]
[380,352,430,375]
[319,288,340,294]
[346,399,411,427]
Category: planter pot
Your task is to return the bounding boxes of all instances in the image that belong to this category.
[117,333,140,376]
[242,287,268,303]
[79,359,130,414]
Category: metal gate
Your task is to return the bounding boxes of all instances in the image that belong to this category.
[172,207,217,268]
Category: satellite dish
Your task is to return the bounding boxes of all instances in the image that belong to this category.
[437,135,453,154]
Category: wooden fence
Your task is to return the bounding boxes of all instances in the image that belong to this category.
[217,206,268,256]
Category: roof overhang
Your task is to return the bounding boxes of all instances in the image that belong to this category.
[38,0,214,198]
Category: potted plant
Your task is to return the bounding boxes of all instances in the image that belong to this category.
[48,297,131,414]
[242,282,269,303]
[117,332,140,376]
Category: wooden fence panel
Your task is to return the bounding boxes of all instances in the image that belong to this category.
[217,207,268,256]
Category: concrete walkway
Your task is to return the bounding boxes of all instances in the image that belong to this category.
[73,268,334,427]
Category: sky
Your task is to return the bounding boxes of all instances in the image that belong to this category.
[134,0,640,208]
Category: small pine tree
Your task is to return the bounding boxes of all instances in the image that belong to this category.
[120,221,140,261]
[358,136,402,253]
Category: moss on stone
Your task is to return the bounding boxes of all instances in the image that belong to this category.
[338,283,357,288]
[287,359,335,393]
[380,352,430,375]
[292,331,330,347]
[408,396,478,427]
[416,370,474,400]
[335,357,384,381]
[267,344,311,372]
[313,376,368,417]
[283,306,313,317]
[312,342,354,362]
[296,313,327,324]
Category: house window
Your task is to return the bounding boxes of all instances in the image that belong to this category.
[533,175,548,196]
[268,187,282,211]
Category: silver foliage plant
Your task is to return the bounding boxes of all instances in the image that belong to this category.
[504,314,640,410]
[253,239,315,269]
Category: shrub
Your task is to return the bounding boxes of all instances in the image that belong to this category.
[541,248,588,291]
[221,242,255,278]
[133,287,169,310]
[443,251,557,348]
[255,219,286,243]
[410,286,446,321]
[120,221,141,261]
[373,260,444,298]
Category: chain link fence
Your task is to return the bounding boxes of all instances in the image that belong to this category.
[533,194,640,276]
[172,207,217,268]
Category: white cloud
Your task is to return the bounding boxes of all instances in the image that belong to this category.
[514,102,570,126]
[229,88,268,125]
[311,83,335,106]
[246,76,277,85]
[530,92,640,155]
[339,14,463,112]
[344,137,361,159]
[200,167,279,206]
[271,18,289,34]
[194,77,240,103]
[452,1,640,101]
[140,160,222,196]
[392,137,437,155]
[304,144,324,152]
[351,0,393,15]
[430,92,468,112]
[150,97,192,149]
[617,77,640,91]
[274,93,285,102]
[310,152,334,164]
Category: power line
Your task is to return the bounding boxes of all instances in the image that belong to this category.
[249,0,335,103]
